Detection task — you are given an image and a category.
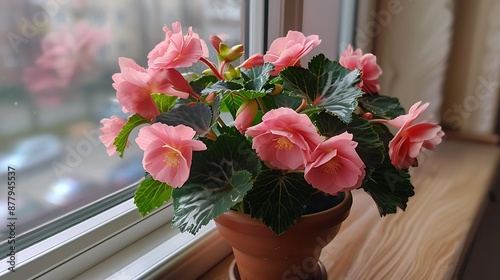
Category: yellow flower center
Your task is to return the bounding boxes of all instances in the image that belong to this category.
[275,137,294,150]
[164,151,180,167]
[322,158,342,174]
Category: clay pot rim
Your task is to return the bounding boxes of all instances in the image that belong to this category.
[216,191,353,231]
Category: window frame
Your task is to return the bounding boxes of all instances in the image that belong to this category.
[0,2,268,279]
[0,188,167,279]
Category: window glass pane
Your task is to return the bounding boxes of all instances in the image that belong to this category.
[0,0,243,244]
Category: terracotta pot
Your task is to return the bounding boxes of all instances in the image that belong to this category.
[214,191,352,280]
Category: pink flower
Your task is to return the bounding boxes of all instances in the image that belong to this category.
[148,22,209,69]
[112,57,190,120]
[245,108,323,170]
[234,99,258,134]
[387,102,444,169]
[135,123,207,187]
[239,53,264,69]
[22,21,108,99]
[339,45,382,94]
[99,116,128,156]
[304,132,365,195]
[264,31,321,75]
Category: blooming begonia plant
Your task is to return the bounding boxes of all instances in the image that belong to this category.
[100,22,444,235]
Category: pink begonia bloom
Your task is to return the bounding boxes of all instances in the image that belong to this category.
[239,53,265,69]
[305,132,366,195]
[339,45,382,94]
[99,116,129,156]
[246,108,323,170]
[112,57,190,120]
[263,31,321,75]
[234,99,258,134]
[135,123,207,188]
[387,101,445,169]
[148,22,209,69]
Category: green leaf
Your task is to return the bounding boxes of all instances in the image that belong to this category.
[280,54,364,123]
[362,157,415,215]
[202,80,268,118]
[311,111,348,136]
[261,91,304,111]
[134,176,173,216]
[152,94,177,113]
[358,94,406,119]
[313,113,385,171]
[372,123,394,148]
[171,130,261,234]
[210,93,222,126]
[221,90,267,118]
[172,170,253,234]
[202,80,244,94]
[348,116,386,170]
[113,114,149,158]
[154,103,212,135]
[190,75,219,95]
[240,63,274,91]
[188,130,261,184]
[221,91,246,119]
[246,170,315,235]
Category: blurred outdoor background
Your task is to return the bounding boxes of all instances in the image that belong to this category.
[0,2,499,277]
[0,0,243,240]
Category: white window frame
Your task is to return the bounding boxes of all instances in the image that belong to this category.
[0,2,269,279]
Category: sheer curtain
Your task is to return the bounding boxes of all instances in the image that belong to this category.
[355,0,500,138]
[442,0,500,136]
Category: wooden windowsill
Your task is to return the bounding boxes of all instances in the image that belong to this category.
[200,139,500,279]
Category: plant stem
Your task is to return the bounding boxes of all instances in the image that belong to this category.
[200,57,225,80]
[256,97,267,114]
[219,60,228,76]
[232,202,245,213]
[295,98,307,113]
[188,89,201,101]
[368,118,390,124]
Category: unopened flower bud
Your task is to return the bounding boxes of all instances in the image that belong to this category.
[202,68,215,76]
[209,35,223,52]
[225,44,244,62]
[218,43,230,58]
[205,92,216,104]
[362,112,373,120]
[235,99,259,134]
[223,64,240,80]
